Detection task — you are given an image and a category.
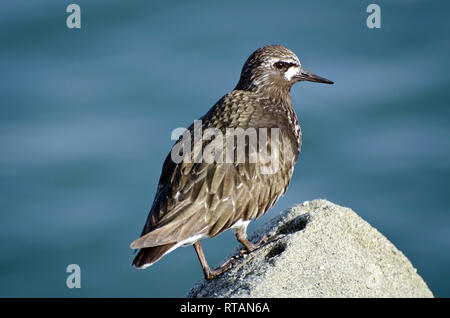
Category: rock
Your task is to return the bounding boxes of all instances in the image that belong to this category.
[186,199,433,298]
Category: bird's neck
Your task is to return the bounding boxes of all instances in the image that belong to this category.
[260,85,292,103]
[234,84,301,157]
[259,87,301,159]
[236,82,293,104]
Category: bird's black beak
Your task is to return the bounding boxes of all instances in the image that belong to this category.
[295,68,334,84]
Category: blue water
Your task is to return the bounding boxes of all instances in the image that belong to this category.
[1,0,449,297]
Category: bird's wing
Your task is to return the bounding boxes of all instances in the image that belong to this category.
[131,92,295,249]
[130,137,248,249]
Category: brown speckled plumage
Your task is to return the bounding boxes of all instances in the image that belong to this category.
[130,45,333,279]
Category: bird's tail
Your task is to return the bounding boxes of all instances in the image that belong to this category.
[132,243,177,269]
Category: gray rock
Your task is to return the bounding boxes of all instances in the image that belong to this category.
[186,199,433,298]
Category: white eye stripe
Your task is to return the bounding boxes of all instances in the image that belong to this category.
[265,57,300,67]
[284,66,300,81]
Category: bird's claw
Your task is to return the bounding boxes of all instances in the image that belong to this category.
[238,233,286,257]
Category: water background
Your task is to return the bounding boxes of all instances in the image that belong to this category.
[1,0,449,297]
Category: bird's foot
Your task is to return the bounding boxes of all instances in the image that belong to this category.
[238,233,286,257]
[259,232,286,245]
[203,256,238,280]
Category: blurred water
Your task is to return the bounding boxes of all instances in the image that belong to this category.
[0,0,449,297]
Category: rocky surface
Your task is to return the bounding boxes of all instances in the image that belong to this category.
[186,199,433,298]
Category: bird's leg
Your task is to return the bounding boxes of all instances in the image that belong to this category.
[234,225,258,253]
[235,226,285,256]
[193,241,236,280]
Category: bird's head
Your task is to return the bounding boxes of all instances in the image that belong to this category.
[235,45,333,95]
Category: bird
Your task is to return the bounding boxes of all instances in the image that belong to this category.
[130,45,333,280]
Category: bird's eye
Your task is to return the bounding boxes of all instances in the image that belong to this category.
[274,61,287,69]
